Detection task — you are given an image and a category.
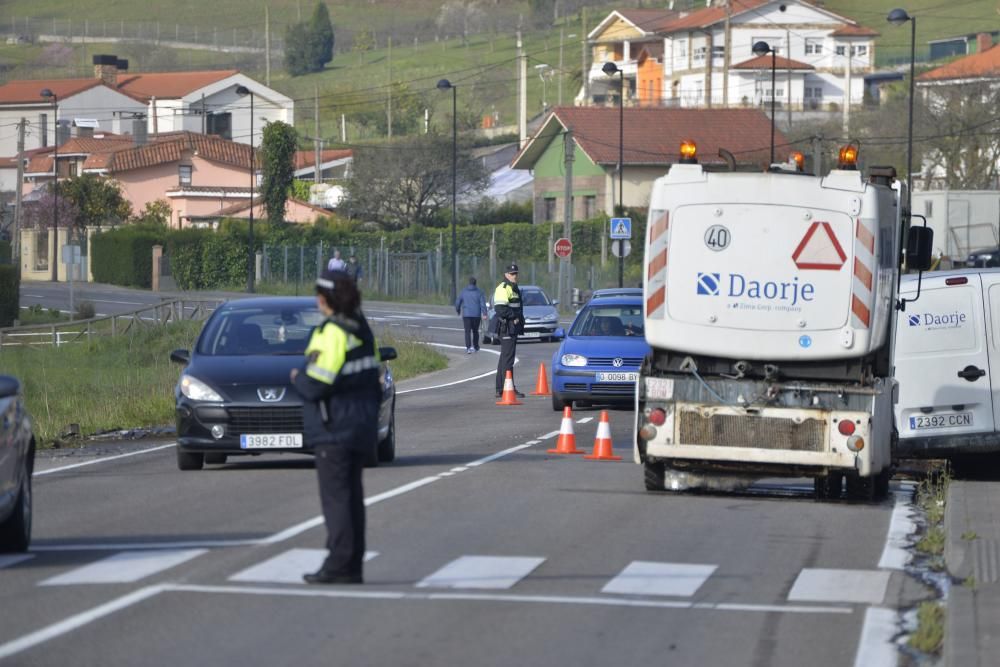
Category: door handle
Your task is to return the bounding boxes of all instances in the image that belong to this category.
[958,365,987,381]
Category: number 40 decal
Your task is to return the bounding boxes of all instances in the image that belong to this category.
[704,225,731,251]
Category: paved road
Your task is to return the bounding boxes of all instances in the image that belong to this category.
[1,287,931,666]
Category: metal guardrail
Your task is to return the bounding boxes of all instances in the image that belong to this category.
[0,299,223,348]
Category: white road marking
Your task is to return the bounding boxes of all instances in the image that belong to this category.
[576,417,594,424]
[0,584,168,661]
[540,431,560,440]
[416,556,545,590]
[229,548,379,584]
[39,549,207,585]
[852,607,899,667]
[602,561,718,597]
[0,554,33,569]
[787,569,890,605]
[879,483,917,570]
[33,443,177,477]
[426,326,465,332]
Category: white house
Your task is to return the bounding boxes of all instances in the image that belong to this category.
[586,0,877,111]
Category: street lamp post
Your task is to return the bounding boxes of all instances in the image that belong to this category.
[752,41,777,165]
[887,8,917,214]
[40,88,58,282]
[602,61,625,288]
[437,79,458,303]
[236,85,255,293]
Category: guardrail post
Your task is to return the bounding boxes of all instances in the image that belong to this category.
[111,316,117,336]
[51,325,57,347]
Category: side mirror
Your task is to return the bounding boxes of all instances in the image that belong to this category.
[169,349,190,365]
[553,328,566,341]
[552,299,560,306]
[907,226,934,272]
[0,375,20,399]
[379,346,398,362]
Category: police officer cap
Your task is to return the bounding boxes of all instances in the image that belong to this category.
[316,268,350,290]
[505,263,519,274]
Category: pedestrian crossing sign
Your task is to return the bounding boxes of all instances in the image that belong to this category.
[610,217,632,240]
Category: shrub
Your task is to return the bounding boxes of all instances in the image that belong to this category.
[0,265,19,327]
[91,226,166,288]
[0,239,11,264]
[75,301,96,320]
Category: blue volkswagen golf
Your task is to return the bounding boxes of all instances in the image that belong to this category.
[550,295,651,411]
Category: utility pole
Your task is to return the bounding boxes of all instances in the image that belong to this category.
[518,31,527,147]
[704,31,714,108]
[314,84,321,185]
[558,26,564,106]
[387,36,393,139]
[723,0,731,106]
[13,118,25,276]
[201,93,206,134]
[561,129,574,312]
[812,135,823,176]
[786,28,792,126]
[843,44,851,137]
[581,8,589,104]
[265,5,271,87]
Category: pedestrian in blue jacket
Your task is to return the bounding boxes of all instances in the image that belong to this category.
[455,277,487,353]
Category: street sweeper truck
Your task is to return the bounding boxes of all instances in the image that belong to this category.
[634,142,933,500]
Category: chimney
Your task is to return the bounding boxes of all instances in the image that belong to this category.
[977,33,993,53]
[93,54,120,87]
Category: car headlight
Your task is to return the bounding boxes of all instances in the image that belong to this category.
[979,254,993,261]
[561,354,587,367]
[179,375,224,402]
[542,313,558,322]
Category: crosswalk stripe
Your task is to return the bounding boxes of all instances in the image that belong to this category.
[788,568,890,604]
[39,549,207,586]
[602,561,717,597]
[416,556,545,590]
[229,549,379,584]
[0,554,34,569]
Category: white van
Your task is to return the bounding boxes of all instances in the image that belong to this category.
[894,268,1000,458]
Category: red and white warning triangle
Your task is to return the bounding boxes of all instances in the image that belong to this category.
[791,221,847,270]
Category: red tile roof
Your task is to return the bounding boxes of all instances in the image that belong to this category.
[55,135,135,156]
[517,107,786,168]
[102,132,254,173]
[732,55,815,70]
[0,78,104,104]
[660,0,770,33]
[615,9,679,34]
[830,24,879,37]
[293,149,354,170]
[115,70,239,101]
[919,44,1000,81]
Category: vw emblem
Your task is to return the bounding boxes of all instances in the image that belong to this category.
[257,387,285,402]
[612,358,624,368]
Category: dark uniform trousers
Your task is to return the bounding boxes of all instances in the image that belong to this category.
[315,444,366,575]
[496,332,517,394]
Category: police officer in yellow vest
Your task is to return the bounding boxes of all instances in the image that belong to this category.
[494,263,524,398]
[291,268,381,585]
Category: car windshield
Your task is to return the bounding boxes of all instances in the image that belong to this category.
[522,290,551,306]
[570,305,644,337]
[197,304,326,356]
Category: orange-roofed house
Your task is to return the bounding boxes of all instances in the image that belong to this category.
[585,0,877,113]
[511,106,785,224]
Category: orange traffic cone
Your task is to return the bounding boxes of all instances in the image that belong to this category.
[547,406,584,454]
[530,362,551,396]
[584,410,622,461]
[496,370,523,406]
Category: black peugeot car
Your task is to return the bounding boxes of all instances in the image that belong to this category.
[170,297,397,471]
[0,375,35,552]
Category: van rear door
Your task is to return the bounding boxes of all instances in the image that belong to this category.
[895,273,994,441]
[979,273,1000,431]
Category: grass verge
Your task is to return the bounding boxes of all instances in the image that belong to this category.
[3,319,445,446]
[914,467,949,562]
[908,601,945,654]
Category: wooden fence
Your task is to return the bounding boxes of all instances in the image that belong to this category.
[0,299,222,348]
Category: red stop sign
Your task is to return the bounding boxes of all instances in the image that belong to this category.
[554,238,573,258]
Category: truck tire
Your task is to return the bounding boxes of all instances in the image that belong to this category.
[813,472,843,500]
[644,461,666,492]
[378,411,396,463]
[874,468,891,500]
[0,471,31,552]
[552,394,570,412]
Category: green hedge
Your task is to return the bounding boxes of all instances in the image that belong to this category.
[90,214,650,291]
[0,240,11,264]
[0,265,18,326]
[91,226,167,288]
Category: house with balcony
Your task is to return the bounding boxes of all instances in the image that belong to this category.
[585,0,877,113]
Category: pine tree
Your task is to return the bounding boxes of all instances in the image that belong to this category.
[284,22,310,76]
[309,3,335,68]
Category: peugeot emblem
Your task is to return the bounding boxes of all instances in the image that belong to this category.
[257,387,285,402]
[612,358,624,367]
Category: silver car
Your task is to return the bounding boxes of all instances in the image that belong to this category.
[484,285,560,343]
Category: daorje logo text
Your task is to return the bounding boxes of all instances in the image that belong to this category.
[908,312,967,329]
[696,272,816,306]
